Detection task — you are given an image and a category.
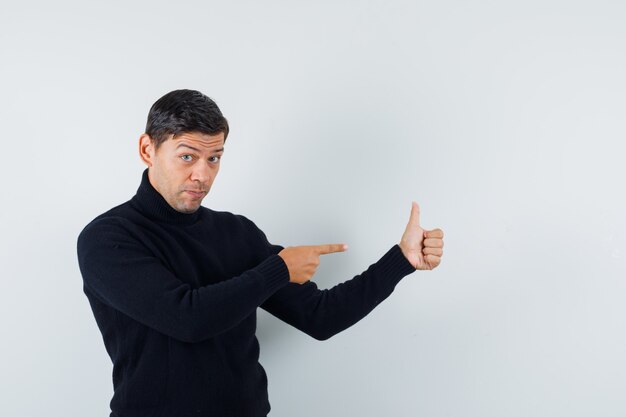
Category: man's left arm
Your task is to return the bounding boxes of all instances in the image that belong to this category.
[260,242,416,341]
[254,201,444,341]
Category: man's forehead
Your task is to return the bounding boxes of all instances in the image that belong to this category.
[171,132,224,149]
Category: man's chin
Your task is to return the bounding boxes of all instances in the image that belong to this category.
[174,202,202,214]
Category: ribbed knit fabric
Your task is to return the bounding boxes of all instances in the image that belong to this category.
[76,167,417,417]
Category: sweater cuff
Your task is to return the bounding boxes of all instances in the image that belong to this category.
[375,244,418,283]
[255,254,291,295]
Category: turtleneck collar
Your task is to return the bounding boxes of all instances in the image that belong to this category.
[130,168,202,225]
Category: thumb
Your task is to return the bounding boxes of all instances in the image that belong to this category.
[409,201,421,228]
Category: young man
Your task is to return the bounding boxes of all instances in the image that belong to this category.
[76,89,444,417]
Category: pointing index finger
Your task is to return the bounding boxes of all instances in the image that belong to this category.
[316,244,349,255]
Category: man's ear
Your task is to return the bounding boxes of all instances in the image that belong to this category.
[139,133,155,167]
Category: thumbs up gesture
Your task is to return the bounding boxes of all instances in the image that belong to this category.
[399,202,444,270]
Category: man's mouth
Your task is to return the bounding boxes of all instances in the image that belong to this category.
[185,190,205,198]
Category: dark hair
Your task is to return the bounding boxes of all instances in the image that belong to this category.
[145,89,229,151]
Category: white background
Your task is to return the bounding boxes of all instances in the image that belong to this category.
[1,1,625,416]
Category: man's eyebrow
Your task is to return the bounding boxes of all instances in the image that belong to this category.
[175,143,225,153]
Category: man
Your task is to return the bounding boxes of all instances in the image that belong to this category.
[76,89,444,417]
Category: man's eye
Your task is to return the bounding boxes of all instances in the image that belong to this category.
[209,156,221,163]
[181,154,193,162]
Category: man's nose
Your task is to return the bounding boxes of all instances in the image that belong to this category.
[190,160,212,185]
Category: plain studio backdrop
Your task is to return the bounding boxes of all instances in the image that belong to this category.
[1,1,625,416]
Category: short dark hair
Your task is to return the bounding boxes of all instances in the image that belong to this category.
[145,89,229,151]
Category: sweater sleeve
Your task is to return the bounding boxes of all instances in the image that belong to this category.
[76,217,290,343]
[254,227,417,341]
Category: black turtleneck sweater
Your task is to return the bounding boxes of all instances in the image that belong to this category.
[76,167,417,417]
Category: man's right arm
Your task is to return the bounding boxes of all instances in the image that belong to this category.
[76,218,290,343]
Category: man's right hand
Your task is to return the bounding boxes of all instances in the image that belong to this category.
[278,244,348,284]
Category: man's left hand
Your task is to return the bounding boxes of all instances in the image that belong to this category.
[398,201,444,270]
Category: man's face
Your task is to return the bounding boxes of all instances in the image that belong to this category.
[141,131,225,213]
